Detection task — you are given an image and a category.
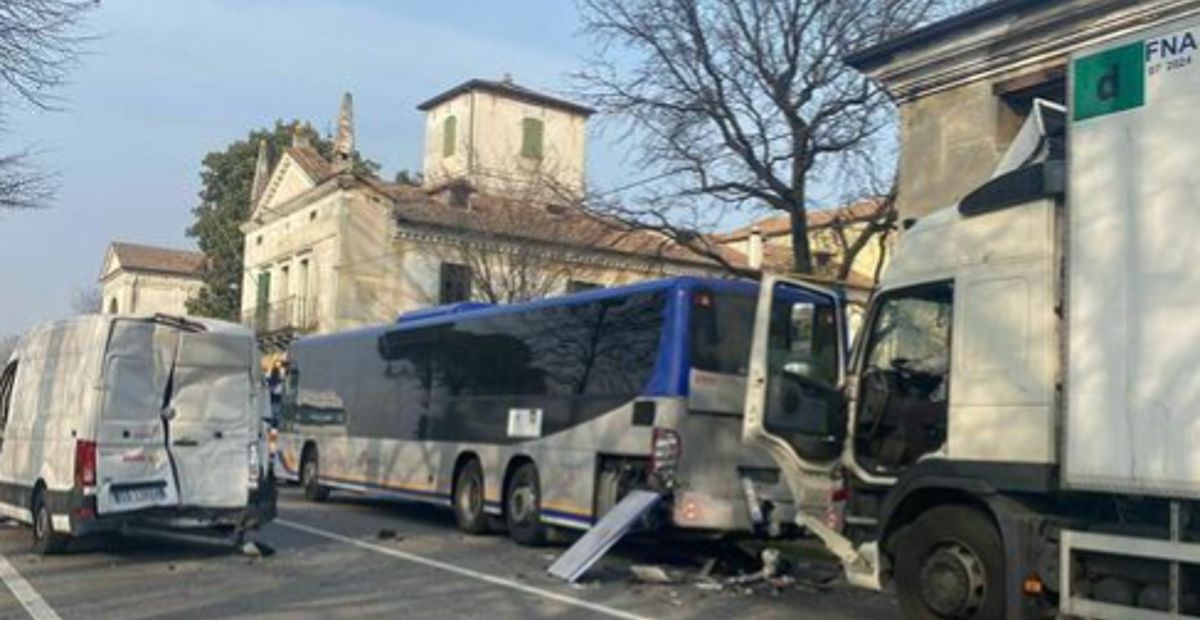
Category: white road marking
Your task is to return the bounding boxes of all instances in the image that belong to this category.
[0,553,62,620]
[276,518,652,620]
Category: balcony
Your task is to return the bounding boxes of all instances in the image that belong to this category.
[243,296,319,338]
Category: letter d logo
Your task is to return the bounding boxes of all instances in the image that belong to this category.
[1074,41,1146,121]
[1097,63,1121,101]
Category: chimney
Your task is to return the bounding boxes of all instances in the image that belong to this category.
[292,122,313,150]
[748,226,764,270]
[333,92,355,172]
[250,139,270,207]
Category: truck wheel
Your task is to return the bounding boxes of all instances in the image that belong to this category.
[31,490,69,555]
[301,449,330,503]
[505,462,546,547]
[454,459,490,535]
[893,505,1005,620]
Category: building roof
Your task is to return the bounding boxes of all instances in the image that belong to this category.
[717,199,888,242]
[381,184,747,270]
[845,0,1049,72]
[417,78,596,117]
[108,242,206,278]
[286,146,336,184]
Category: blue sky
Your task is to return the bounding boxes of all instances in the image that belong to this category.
[0,0,651,334]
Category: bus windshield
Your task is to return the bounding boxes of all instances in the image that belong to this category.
[690,289,839,388]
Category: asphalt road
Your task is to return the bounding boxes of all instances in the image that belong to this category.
[0,487,899,619]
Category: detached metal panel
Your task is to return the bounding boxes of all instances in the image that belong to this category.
[1066,16,1200,496]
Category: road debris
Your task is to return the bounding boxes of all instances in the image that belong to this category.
[241,540,275,558]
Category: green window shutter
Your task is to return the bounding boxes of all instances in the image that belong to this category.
[521,118,544,159]
[443,116,457,158]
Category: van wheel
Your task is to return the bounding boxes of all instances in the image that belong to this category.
[505,462,546,547]
[893,505,1005,620]
[301,450,330,503]
[454,459,490,535]
[31,490,69,555]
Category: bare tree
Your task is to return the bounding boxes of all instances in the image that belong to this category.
[408,169,697,304]
[70,285,101,314]
[424,195,648,305]
[0,0,95,212]
[575,0,963,274]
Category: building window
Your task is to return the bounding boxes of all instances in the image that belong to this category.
[449,184,471,209]
[443,115,457,158]
[310,210,317,221]
[814,251,834,270]
[567,280,601,293]
[439,263,472,305]
[256,235,264,246]
[108,298,118,314]
[521,117,544,159]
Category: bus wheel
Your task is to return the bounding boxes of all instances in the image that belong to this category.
[301,449,330,503]
[505,462,546,547]
[453,459,490,535]
[893,505,1004,620]
[31,488,69,555]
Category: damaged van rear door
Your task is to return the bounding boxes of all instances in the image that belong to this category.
[95,319,258,515]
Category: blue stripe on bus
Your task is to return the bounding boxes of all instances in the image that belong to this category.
[540,507,594,526]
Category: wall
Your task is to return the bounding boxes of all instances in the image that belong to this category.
[423,90,587,196]
[893,80,1026,219]
[101,271,202,317]
[241,190,344,333]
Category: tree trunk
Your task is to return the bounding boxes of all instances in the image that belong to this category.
[787,174,813,274]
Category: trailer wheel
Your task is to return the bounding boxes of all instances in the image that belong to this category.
[893,505,1005,620]
[453,459,490,535]
[301,448,330,503]
[505,462,546,547]
[31,489,69,555]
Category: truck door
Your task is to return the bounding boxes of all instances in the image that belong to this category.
[742,276,847,518]
[95,321,180,515]
[164,330,255,509]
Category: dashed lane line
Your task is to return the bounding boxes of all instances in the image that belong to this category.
[0,553,62,620]
[275,518,652,620]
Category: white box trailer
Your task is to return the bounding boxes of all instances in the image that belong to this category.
[0,315,276,553]
[738,13,1200,620]
[1066,18,1200,499]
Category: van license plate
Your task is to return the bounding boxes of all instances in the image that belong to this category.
[113,486,166,504]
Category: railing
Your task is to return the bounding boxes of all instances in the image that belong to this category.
[243,296,319,335]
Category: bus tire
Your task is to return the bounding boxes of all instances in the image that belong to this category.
[453,459,490,535]
[31,488,69,555]
[893,505,1005,620]
[301,448,330,503]
[505,462,546,547]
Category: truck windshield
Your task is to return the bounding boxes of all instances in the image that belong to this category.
[690,289,839,388]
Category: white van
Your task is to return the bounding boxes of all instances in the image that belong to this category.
[0,314,276,554]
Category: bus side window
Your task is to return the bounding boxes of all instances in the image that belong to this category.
[0,360,18,443]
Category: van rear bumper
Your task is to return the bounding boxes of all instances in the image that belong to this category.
[59,475,278,537]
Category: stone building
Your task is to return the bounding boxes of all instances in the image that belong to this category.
[847,0,1200,221]
[240,85,738,352]
[99,242,205,316]
[715,200,891,292]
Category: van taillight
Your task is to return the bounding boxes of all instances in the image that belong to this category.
[74,440,97,488]
[650,428,682,490]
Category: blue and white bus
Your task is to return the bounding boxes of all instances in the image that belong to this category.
[275,277,843,545]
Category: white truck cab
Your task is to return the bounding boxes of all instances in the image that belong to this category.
[743,14,1200,620]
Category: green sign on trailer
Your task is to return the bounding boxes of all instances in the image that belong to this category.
[1073,41,1146,121]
